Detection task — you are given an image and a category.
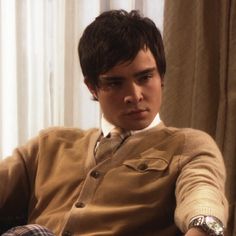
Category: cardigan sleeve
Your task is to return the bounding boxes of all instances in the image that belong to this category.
[174,129,229,233]
[0,137,39,232]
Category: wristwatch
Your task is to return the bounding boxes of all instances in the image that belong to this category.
[188,215,224,236]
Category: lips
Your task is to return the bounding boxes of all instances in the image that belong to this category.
[126,109,146,115]
[124,108,149,118]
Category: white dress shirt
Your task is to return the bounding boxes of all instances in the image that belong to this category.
[101,113,162,137]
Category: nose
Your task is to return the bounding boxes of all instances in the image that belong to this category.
[124,82,143,104]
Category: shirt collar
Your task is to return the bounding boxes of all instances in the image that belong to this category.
[101,113,161,137]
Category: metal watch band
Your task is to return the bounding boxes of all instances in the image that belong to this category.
[188,215,224,236]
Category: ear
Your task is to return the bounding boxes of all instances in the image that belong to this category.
[84,79,98,100]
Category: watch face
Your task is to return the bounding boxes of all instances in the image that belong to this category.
[205,216,224,234]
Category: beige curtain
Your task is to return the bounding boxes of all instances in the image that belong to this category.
[161,0,236,235]
[0,0,164,158]
[0,0,101,157]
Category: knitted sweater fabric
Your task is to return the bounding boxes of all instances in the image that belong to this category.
[0,123,228,235]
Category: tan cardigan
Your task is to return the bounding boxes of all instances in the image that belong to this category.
[0,123,228,235]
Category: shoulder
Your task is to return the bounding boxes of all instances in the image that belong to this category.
[177,127,220,154]
[18,126,100,155]
[38,126,99,140]
[151,122,212,140]
[162,125,218,148]
[157,124,222,158]
[161,124,212,139]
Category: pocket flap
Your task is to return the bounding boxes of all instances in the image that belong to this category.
[123,158,168,172]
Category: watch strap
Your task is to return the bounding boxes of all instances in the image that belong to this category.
[188,215,224,236]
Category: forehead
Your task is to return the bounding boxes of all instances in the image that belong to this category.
[100,48,157,77]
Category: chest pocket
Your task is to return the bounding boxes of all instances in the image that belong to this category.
[123,148,170,173]
[123,157,168,172]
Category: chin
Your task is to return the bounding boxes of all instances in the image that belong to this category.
[124,122,150,131]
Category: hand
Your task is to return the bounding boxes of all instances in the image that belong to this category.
[185,227,208,236]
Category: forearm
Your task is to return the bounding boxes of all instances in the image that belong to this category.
[174,130,228,232]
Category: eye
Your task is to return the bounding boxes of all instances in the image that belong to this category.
[99,79,123,89]
[106,80,122,88]
[138,73,153,83]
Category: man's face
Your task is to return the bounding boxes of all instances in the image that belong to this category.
[86,48,162,131]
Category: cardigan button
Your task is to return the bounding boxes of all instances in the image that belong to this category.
[90,170,101,179]
[62,230,72,236]
[138,163,148,171]
[75,202,85,208]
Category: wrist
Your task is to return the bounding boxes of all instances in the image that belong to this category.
[188,215,225,236]
[186,227,209,236]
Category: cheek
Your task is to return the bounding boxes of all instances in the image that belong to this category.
[99,95,122,112]
[101,92,123,103]
[145,84,162,101]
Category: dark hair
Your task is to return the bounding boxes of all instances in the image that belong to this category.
[78,9,166,87]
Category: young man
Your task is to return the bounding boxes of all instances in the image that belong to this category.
[0,10,228,236]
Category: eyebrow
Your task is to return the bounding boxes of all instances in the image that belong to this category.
[133,67,157,77]
[99,67,157,81]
